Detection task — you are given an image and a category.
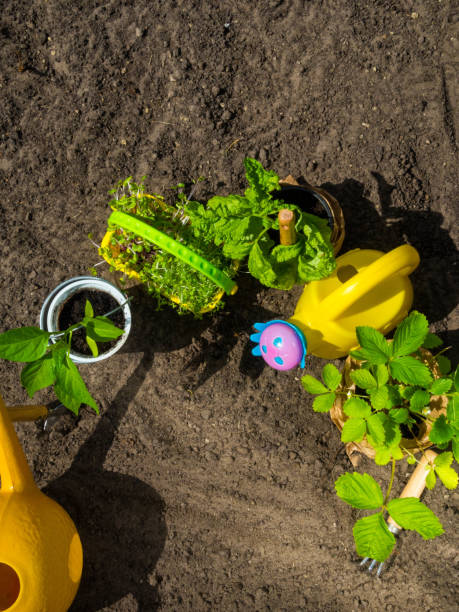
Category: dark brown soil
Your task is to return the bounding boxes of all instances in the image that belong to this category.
[58,289,125,355]
[0,1,458,611]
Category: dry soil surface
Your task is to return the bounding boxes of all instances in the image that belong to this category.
[0,1,458,611]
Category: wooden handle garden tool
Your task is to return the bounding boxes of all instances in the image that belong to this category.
[386,450,438,531]
[361,450,437,577]
[0,393,83,611]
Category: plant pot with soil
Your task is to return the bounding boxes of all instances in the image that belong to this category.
[40,276,132,364]
[100,177,239,317]
[302,310,459,566]
[274,174,345,255]
[0,277,128,415]
[184,157,345,291]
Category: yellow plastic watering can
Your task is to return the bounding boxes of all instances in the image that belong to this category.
[0,394,82,611]
[251,245,420,368]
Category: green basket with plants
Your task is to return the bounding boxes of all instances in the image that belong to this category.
[100,177,238,316]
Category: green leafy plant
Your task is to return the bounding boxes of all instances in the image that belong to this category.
[302,310,458,561]
[184,157,336,289]
[102,176,237,316]
[0,300,124,414]
[334,471,444,562]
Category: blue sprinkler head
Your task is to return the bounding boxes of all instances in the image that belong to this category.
[250,320,307,371]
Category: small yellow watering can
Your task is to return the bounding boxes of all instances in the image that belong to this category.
[251,245,420,368]
[0,395,82,611]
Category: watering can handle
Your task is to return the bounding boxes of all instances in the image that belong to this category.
[7,404,48,422]
[107,211,238,295]
[319,245,420,321]
[0,394,36,493]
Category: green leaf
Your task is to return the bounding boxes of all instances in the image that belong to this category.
[454,365,459,392]
[84,299,94,319]
[85,316,124,342]
[322,363,342,391]
[341,417,366,443]
[85,334,99,358]
[436,355,451,375]
[392,445,404,460]
[429,378,452,395]
[296,222,336,282]
[0,327,50,362]
[422,332,443,349]
[389,356,433,387]
[429,415,453,445]
[434,452,458,489]
[353,512,396,562]
[301,375,327,394]
[375,364,389,387]
[374,446,403,464]
[343,397,372,419]
[389,408,410,424]
[434,451,453,468]
[219,215,265,259]
[244,157,280,205]
[452,439,459,463]
[248,237,297,290]
[20,354,56,397]
[409,389,430,413]
[381,415,402,448]
[400,385,416,400]
[447,395,459,426]
[350,369,377,390]
[425,468,436,490]
[386,498,444,539]
[355,327,390,365]
[386,384,402,408]
[369,386,390,411]
[350,349,369,362]
[391,311,428,357]
[335,472,383,509]
[374,448,392,465]
[312,392,336,413]
[54,354,99,415]
[366,413,385,446]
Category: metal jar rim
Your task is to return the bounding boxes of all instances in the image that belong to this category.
[39,276,132,364]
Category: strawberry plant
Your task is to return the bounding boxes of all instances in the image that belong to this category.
[302,310,458,562]
[184,157,336,290]
[0,300,124,414]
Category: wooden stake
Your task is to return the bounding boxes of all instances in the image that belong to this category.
[278,209,296,245]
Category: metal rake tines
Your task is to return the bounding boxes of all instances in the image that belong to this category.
[359,524,400,577]
[43,402,68,431]
[360,556,385,577]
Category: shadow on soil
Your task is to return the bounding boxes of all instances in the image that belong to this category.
[117,277,279,389]
[45,351,167,612]
[321,174,459,325]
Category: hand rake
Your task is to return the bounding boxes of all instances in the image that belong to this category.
[360,449,437,577]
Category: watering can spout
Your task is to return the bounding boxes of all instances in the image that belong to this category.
[0,396,35,494]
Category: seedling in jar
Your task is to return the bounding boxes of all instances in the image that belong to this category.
[0,300,124,414]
